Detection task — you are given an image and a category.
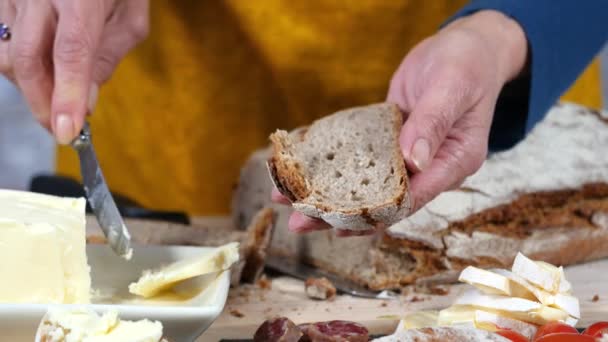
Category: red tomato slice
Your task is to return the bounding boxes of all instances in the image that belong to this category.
[535,333,594,342]
[496,329,529,342]
[582,321,608,338]
[534,322,578,340]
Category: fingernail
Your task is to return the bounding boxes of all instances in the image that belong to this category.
[55,114,75,145]
[411,138,431,171]
[87,83,99,114]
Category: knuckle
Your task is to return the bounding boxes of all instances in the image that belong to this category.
[128,13,149,42]
[13,43,43,80]
[422,111,451,145]
[94,53,118,83]
[454,142,487,176]
[55,29,92,65]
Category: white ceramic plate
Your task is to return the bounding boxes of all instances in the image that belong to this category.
[0,244,231,342]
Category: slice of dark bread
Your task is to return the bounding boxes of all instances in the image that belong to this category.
[267,103,411,231]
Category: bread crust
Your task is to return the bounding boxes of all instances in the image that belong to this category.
[239,103,608,290]
[268,103,411,231]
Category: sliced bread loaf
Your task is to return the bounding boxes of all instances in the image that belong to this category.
[235,103,608,290]
[268,103,410,230]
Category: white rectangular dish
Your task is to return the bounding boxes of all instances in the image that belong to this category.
[0,244,231,342]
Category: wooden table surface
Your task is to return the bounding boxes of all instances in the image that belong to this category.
[86,217,608,342]
[201,258,608,341]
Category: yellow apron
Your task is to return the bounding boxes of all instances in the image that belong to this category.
[56,1,602,215]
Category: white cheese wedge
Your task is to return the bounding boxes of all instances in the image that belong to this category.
[36,308,164,342]
[474,310,538,340]
[400,311,439,330]
[454,290,569,325]
[0,190,90,304]
[490,269,580,318]
[129,242,239,298]
[458,266,536,300]
[438,306,476,327]
[512,253,561,293]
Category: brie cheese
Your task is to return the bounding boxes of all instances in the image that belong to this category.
[474,310,538,340]
[512,253,562,293]
[437,306,476,327]
[454,290,569,325]
[129,242,239,298]
[0,190,90,304]
[459,266,536,300]
[400,311,439,330]
[491,269,580,318]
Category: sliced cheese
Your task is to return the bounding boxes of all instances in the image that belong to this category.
[459,266,536,300]
[512,253,561,293]
[36,308,163,342]
[491,269,580,318]
[454,290,569,325]
[474,310,538,340]
[0,190,90,304]
[438,306,476,327]
[129,242,239,298]
[400,311,439,330]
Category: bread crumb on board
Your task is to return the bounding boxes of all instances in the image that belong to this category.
[257,274,272,290]
[305,277,337,300]
[593,295,600,302]
[229,308,245,318]
[409,296,425,303]
[413,284,449,296]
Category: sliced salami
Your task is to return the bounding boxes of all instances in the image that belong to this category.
[253,317,303,342]
[298,320,369,342]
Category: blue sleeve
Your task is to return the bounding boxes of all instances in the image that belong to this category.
[447,1,608,151]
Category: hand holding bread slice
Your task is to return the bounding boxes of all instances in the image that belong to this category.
[268,103,411,232]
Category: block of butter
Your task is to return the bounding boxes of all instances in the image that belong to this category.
[129,242,239,298]
[0,190,91,304]
[36,308,165,342]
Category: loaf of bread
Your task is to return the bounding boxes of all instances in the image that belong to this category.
[268,103,410,231]
[233,103,608,290]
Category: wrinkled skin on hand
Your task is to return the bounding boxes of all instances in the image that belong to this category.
[0,0,149,144]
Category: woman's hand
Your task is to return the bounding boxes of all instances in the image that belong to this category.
[388,10,527,213]
[274,10,527,235]
[0,0,149,144]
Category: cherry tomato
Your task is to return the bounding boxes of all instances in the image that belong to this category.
[582,321,608,338]
[535,333,595,342]
[534,322,578,340]
[496,329,529,342]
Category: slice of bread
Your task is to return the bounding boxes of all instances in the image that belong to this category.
[268,103,411,230]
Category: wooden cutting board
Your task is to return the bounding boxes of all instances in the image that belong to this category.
[86,217,608,341]
[201,258,608,341]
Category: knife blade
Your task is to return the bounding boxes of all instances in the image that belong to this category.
[265,255,397,299]
[71,122,133,259]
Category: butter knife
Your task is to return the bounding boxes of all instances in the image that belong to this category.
[71,122,133,259]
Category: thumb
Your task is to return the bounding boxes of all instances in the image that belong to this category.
[399,84,476,172]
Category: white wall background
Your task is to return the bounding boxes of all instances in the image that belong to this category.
[0,76,55,190]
